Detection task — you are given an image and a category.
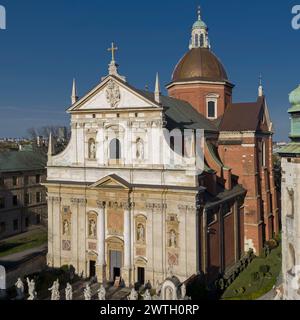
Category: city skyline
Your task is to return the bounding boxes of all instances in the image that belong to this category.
[0,0,299,140]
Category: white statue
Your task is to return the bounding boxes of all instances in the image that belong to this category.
[89,139,96,160]
[15,278,24,300]
[49,279,60,300]
[84,284,92,300]
[169,230,177,248]
[181,284,186,299]
[27,278,37,300]
[90,219,96,238]
[137,224,145,242]
[127,288,138,300]
[136,138,144,160]
[65,283,73,301]
[142,289,152,301]
[97,285,106,300]
[63,220,70,236]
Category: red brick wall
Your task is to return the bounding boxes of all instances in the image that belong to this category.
[224,213,235,269]
[207,218,220,279]
[168,82,232,118]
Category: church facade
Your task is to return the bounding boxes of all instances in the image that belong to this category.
[44,8,279,287]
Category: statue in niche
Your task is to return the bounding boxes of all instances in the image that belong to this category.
[169,230,177,248]
[63,220,70,236]
[136,138,144,160]
[137,223,145,242]
[89,219,96,238]
[88,139,96,160]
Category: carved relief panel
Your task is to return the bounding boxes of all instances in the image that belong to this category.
[107,207,124,237]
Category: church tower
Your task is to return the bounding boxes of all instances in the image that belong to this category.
[279,85,300,300]
[167,6,234,119]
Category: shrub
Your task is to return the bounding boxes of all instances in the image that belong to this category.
[259,265,270,276]
[251,272,260,282]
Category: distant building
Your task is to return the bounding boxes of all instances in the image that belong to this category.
[279,85,300,300]
[0,147,47,239]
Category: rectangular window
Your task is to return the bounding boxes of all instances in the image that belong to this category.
[25,193,31,206]
[12,195,18,206]
[0,177,4,186]
[0,222,5,234]
[12,176,18,186]
[24,176,29,186]
[36,192,41,203]
[36,175,41,184]
[25,217,29,228]
[0,197,5,209]
[207,101,216,119]
[13,219,18,231]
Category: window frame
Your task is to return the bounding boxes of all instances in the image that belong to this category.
[206,94,219,120]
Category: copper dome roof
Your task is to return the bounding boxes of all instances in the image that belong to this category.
[172,48,228,83]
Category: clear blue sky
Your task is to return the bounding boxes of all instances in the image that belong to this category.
[0,0,299,140]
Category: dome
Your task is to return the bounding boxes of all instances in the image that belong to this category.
[172,47,228,83]
[193,20,207,29]
[289,85,300,107]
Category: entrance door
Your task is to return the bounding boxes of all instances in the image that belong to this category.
[110,250,122,281]
[137,267,145,285]
[89,261,96,278]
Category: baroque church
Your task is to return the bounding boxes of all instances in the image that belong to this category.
[45,8,279,287]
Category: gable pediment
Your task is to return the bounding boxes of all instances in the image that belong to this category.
[68,76,160,112]
[90,174,131,189]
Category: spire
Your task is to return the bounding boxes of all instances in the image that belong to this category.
[258,74,264,97]
[189,5,209,50]
[155,73,161,104]
[71,78,78,105]
[48,133,54,158]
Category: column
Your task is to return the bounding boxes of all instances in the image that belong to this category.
[96,201,106,283]
[202,209,208,273]
[122,202,132,286]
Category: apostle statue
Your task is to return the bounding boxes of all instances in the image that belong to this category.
[26,278,37,300]
[49,279,60,300]
[89,140,96,160]
[84,284,92,300]
[15,278,24,300]
[127,288,138,300]
[169,230,177,248]
[181,283,186,300]
[137,224,145,242]
[89,219,96,238]
[142,289,152,301]
[136,138,144,160]
[65,283,73,301]
[63,220,70,236]
[97,285,106,301]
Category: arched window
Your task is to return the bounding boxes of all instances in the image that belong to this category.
[109,138,121,160]
[88,138,96,160]
[200,34,204,47]
[207,101,216,119]
[195,34,199,47]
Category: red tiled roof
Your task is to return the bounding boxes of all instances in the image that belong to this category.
[219,97,264,132]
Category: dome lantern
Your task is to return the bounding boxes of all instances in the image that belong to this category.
[189,6,209,50]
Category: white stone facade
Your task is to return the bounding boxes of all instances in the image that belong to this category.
[45,75,202,287]
[281,157,300,300]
